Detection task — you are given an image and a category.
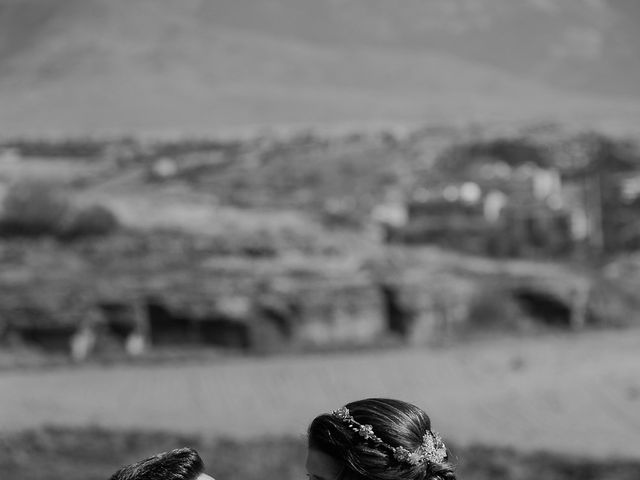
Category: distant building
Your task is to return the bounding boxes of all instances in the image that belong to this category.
[378,133,640,257]
[370,187,409,242]
[378,137,599,257]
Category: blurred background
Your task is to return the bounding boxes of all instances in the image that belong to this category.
[1,1,640,479]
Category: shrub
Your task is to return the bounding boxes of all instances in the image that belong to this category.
[0,181,119,240]
[60,204,119,239]
[0,181,71,237]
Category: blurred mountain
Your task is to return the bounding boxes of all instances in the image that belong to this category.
[1,0,639,134]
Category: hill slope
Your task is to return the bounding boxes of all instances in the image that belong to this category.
[1,0,639,134]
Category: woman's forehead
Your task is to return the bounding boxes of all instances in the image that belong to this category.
[197,474,215,480]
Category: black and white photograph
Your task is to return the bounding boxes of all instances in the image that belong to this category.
[1,1,639,479]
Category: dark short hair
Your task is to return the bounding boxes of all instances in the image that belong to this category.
[308,398,455,480]
[109,447,204,480]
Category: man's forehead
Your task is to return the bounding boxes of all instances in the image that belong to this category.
[197,474,215,480]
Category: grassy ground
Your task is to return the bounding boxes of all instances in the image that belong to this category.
[2,329,640,460]
[1,427,639,480]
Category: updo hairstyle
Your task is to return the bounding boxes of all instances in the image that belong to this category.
[307,398,455,480]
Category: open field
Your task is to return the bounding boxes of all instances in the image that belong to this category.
[2,329,639,460]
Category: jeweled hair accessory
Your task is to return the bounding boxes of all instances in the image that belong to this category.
[331,407,447,466]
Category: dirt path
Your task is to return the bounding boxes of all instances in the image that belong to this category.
[2,330,639,459]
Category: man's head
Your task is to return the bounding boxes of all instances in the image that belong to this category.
[109,447,214,480]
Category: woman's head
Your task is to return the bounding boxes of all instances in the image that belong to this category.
[109,447,214,480]
[307,398,455,480]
